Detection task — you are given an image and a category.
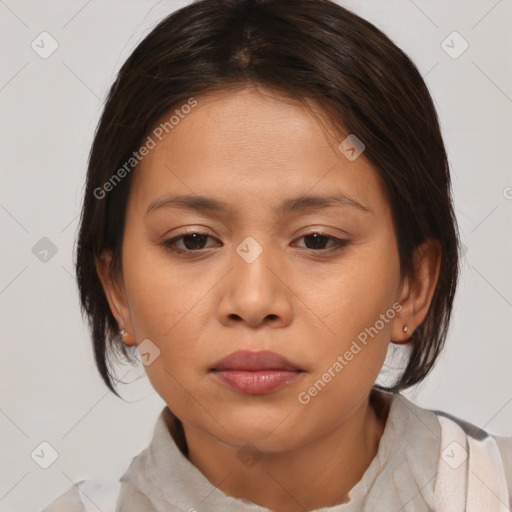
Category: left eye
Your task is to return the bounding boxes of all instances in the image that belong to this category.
[160,231,349,255]
[294,232,349,251]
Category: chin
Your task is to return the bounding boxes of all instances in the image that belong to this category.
[217,408,305,448]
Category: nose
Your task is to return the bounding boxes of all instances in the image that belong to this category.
[217,239,293,329]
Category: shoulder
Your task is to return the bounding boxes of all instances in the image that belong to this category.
[434,408,512,466]
[412,398,512,481]
[391,392,512,456]
[428,404,512,509]
[384,393,512,508]
[40,478,121,512]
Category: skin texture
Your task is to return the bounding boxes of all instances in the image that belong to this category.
[97,86,440,511]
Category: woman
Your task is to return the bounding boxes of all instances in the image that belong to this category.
[42,0,511,510]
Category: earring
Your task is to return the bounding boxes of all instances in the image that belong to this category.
[120,329,129,343]
[402,325,409,333]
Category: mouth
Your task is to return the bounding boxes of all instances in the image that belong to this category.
[209,350,305,395]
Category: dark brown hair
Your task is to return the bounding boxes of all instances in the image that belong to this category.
[75,0,460,397]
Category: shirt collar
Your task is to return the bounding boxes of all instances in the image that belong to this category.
[119,389,438,511]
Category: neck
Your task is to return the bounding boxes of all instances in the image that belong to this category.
[176,389,392,511]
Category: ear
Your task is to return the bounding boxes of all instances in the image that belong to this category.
[95,251,137,346]
[391,238,441,344]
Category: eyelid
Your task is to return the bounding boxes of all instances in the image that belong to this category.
[294,224,351,238]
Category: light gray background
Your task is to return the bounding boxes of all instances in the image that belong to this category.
[1,1,511,510]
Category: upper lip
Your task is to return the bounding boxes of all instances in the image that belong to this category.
[210,350,303,371]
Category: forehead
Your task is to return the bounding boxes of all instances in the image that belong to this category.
[130,86,389,219]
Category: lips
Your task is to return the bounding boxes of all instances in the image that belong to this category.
[209,350,305,394]
[210,350,303,372]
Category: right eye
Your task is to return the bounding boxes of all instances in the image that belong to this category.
[160,232,222,255]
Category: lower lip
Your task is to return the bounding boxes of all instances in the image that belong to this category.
[211,369,303,394]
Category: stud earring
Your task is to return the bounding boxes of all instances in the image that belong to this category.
[121,329,129,343]
[402,325,409,333]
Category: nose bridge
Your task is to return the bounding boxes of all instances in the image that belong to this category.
[232,234,277,295]
[218,232,292,327]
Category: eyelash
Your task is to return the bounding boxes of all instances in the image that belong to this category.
[160,231,350,256]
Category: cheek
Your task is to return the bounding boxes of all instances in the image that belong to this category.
[306,237,401,385]
[120,234,205,379]
[122,228,197,333]
[294,284,397,429]
[121,246,206,414]
[322,240,400,335]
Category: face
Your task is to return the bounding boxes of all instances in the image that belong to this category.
[102,86,411,452]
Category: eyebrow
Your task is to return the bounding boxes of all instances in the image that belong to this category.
[146,192,371,217]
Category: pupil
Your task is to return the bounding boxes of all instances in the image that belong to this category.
[184,233,207,250]
[305,233,327,250]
